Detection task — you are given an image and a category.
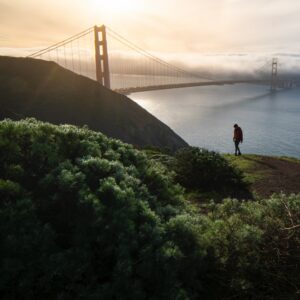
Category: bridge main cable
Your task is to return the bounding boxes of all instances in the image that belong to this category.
[27,27,94,58]
[106,26,212,81]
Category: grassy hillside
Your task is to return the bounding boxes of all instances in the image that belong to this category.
[225,154,300,198]
[0,56,188,150]
[145,148,300,200]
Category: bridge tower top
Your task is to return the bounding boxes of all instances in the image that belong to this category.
[271,58,278,92]
[94,25,110,89]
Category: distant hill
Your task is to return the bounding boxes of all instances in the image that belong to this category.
[0,56,188,150]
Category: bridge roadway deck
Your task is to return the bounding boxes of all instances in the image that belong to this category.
[114,80,268,95]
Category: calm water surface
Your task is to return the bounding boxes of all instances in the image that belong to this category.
[130,84,300,158]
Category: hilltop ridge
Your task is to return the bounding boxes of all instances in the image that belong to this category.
[0,56,188,150]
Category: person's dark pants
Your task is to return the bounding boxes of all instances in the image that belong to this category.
[234,140,241,155]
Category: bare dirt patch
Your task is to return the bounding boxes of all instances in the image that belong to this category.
[242,156,300,198]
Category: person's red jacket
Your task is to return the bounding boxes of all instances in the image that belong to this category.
[234,127,243,142]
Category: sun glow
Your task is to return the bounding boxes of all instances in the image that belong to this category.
[91,0,142,14]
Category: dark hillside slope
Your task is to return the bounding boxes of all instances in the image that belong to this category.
[0,56,187,150]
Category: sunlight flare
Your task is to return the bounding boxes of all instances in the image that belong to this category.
[91,0,143,14]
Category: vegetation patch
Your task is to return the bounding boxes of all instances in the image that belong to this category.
[280,156,300,164]
[225,154,300,197]
[1,119,299,300]
[145,147,252,201]
[224,154,269,184]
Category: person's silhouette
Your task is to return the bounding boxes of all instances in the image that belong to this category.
[233,124,243,156]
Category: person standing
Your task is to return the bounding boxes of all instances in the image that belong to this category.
[233,124,243,156]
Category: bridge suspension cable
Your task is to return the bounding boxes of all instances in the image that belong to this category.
[106,26,211,81]
[255,58,273,75]
[27,26,96,81]
[27,24,214,93]
[28,24,288,93]
[28,27,94,58]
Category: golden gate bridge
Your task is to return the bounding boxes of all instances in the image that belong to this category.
[27,25,296,94]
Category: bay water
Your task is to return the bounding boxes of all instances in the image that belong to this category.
[130,83,300,158]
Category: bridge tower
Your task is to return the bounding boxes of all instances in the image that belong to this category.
[94,25,110,89]
[270,58,278,91]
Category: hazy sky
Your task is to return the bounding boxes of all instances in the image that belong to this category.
[1,0,300,75]
[1,0,300,52]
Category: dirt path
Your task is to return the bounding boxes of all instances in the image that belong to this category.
[239,156,300,198]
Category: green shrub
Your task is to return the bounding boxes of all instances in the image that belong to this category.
[173,147,250,198]
[199,194,300,299]
[0,119,299,300]
[0,119,204,300]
